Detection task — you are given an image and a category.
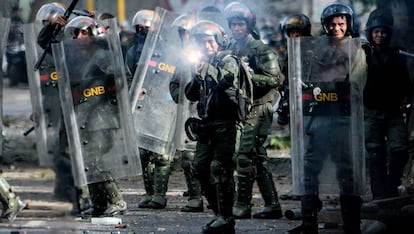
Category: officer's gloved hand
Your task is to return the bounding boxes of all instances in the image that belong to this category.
[276,99,289,125]
[276,90,290,125]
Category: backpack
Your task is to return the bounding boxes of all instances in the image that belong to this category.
[232,55,253,123]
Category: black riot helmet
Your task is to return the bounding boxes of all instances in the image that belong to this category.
[281,13,312,38]
[320,2,354,36]
[365,8,393,44]
[190,20,226,47]
[224,1,256,33]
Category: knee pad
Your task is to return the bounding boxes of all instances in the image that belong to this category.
[236,154,255,176]
[154,154,171,167]
[210,160,224,177]
[181,151,195,171]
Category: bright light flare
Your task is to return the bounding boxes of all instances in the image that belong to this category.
[182,47,203,65]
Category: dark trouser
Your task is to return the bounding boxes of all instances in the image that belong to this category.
[302,117,362,233]
[192,121,241,218]
[365,108,409,199]
[181,150,202,199]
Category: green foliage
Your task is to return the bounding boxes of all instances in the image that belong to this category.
[267,134,291,150]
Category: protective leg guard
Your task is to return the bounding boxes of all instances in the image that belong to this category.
[253,170,283,219]
[138,162,154,208]
[233,153,255,219]
[147,161,171,209]
[0,176,26,222]
[103,180,127,216]
[340,195,362,234]
[232,174,253,219]
[181,150,203,212]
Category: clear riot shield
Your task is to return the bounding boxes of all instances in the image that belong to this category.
[129,7,180,157]
[23,22,62,167]
[289,36,366,197]
[52,18,141,186]
[0,17,10,154]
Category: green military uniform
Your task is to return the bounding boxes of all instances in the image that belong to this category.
[137,148,171,209]
[226,34,284,219]
[185,50,244,233]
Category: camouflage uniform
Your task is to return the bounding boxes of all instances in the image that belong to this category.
[185,20,244,233]
[224,1,285,219]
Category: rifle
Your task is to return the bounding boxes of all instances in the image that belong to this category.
[399,50,414,58]
[33,0,79,71]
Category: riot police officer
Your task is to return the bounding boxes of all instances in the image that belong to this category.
[185,20,245,234]
[169,14,204,213]
[125,9,154,78]
[363,8,412,200]
[34,2,93,215]
[125,10,172,210]
[61,16,127,216]
[277,13,312,127]
[277,13,312,202]
[223,1,284,219]
[289,2,367,233]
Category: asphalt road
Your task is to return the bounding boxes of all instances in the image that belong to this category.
[0,79,348,233]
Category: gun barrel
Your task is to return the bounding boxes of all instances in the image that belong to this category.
[399,50,414,58]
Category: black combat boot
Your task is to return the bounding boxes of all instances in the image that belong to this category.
[288,195,321,234]
[232,174,254,219]
[203,160,236,233]
[253,171,283,219]
[340,195,362,234]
